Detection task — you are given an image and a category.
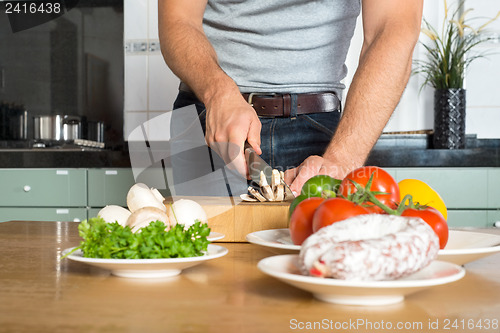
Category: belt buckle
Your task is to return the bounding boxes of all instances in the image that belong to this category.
[247,92,293,117]
[246,92,277,107]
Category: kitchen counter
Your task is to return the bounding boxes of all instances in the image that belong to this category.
[366,146,500,167]
[1,146,499,168]
[0,148,132,168]
[0,137,499,168]
[367,135,500,167]
[1,220,499,333]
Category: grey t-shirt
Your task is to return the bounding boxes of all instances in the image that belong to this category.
[203,0,361,97]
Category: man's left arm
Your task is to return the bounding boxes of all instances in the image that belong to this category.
[286,0,424,193]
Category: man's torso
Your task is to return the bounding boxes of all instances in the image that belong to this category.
[203,0,361,97]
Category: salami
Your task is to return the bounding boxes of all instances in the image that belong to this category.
[299,214,440,281]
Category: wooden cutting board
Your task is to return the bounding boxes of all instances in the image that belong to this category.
[165,196,291,242]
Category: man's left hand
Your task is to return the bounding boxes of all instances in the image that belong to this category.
[283,155,352,195]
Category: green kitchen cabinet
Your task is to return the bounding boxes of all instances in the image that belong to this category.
[88,208,102,219]
[0,207,87,223]
[488,210,500,227]
[0,167,167,222]
[389,167,499,228]
[393,168,488,209]
[447,210,489,228]
[87,168,136,207]
[487,169,500,209]
[0,168,87,222]
[1,167,498,228]
[87,167,171,209]
[446,209,500,228]
[0,169,87,207]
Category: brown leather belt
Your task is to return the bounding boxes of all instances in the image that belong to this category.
[242,92,341,117]
[179,82,341,117]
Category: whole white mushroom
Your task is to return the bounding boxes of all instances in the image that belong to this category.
[150,188,166,205]
[97,205,131,226]
[127,206,171,233]
[167,199,208,229]
[127,183,166,213]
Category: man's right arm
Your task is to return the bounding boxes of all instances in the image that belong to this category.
[158,0,232,104]
[158,0,262,175]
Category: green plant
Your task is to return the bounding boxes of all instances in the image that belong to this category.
[414,0,500,89]
[63,217,211,259]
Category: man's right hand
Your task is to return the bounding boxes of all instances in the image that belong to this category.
[204,88,262,178]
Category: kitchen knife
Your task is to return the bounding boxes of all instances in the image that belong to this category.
[244,146,295,200]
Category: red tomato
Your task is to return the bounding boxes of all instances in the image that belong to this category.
[312,198,371,233]
[401,206,449,249]
[289,197,324,245]
[339,166,400,213]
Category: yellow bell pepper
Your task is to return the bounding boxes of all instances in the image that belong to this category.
[398,179,448,220]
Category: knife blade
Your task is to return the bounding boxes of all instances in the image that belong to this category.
[244,146,295,200]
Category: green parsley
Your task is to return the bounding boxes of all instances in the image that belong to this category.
[65,217,211,259]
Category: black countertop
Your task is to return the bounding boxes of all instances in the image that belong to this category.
[366,135,500,167]
[0,148,132,168]
[366,147,500,167]
[0,136,499,169]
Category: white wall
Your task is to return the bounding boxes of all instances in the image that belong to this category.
[344,0,444,134]
[124,0,500,140]
[463,0,500,138]
[344,0,500,138]
[123,0,179,140]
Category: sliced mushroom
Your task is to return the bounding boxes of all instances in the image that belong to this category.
[259,171,269,187]
[240,193,258,202]
[126,183,166,213]
[271,169,281,189]
[245,169,291,202]
[97,205,131,227]
[274,184,284,201]
[258,171,274,201]
[126,206,170,233]
[248,186,266,202]
[261,185,275,201]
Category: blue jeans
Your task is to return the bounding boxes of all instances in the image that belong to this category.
[173,90,341,171]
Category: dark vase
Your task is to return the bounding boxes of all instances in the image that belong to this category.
[433,88,466,149]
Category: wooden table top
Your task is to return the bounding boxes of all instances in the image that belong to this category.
[1,221,500,333]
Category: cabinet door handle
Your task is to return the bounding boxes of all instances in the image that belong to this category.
[23,185,31,192]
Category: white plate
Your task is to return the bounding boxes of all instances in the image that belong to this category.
[258,255,465,306]
[437,230,500,265]
[208,232,225,241]
[247,229,500,265]
[246,229,300,252]
[64,244,228,278]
